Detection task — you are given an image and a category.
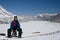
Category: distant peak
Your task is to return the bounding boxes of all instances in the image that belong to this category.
[0,5,15,17]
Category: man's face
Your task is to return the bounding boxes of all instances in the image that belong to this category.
[14,16,18,21]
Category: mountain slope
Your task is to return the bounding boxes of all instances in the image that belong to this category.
[0,5,14,17]
[0,5,16,23]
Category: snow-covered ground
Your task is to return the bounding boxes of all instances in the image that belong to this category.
[0,21,60,40]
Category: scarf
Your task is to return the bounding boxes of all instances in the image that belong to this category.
[14,20,18,27]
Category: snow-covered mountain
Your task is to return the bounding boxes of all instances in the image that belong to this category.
[0,5,60,23]
[35,13,57,21]
[24,13,60,22]
[50,13,60,22]
[17,13,60,23]
[0,5,16,23]
[0,5,14,18]
[19,13,57,22]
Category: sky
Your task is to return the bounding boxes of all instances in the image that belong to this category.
[0,0,60,16]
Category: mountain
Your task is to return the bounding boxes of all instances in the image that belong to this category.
[0,5,14,17]
[18,13,59,22]
[20,13,57,21]
[50,13,60,22]
[0,5,15,23]
[36,13,57,21]
[0,5,60,23]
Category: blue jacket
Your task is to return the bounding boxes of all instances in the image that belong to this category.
[10,20,20,30]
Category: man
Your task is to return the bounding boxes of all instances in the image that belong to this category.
[7,16,22,38]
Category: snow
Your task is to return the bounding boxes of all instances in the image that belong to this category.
[0,21,60,40]
[0,5,16,23]
[0,5,13,17]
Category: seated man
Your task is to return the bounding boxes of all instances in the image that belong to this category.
[7,16,22,38]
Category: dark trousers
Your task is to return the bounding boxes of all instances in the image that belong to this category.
[7,28,22,37]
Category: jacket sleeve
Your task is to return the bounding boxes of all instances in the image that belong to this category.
[17,21,20,29]
[10,21,13,30]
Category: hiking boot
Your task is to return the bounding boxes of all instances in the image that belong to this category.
[17,36,21,38]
